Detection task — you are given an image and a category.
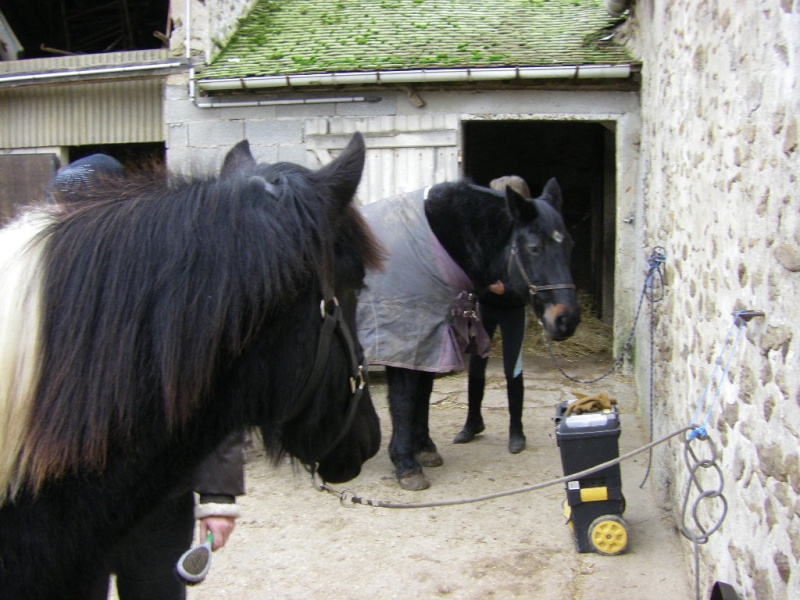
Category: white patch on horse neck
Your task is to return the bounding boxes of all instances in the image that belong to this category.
[0,210,50,501]
[552,231,564,243]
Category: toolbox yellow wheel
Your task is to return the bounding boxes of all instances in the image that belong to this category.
[588,515,628,555]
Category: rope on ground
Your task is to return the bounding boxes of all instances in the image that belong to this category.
[542,247,666,385]
[313,424,692,509]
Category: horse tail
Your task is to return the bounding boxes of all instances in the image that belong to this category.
[0,211,49,502]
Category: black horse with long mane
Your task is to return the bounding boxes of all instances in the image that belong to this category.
[357,179,579,490]
[0,133,382,599]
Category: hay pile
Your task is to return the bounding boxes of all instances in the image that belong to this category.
[491,291,613,359]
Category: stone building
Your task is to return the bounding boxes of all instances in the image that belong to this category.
[171,2,798,596]
[171,2,800,595]
[623,1,799,597]
[1,0,797,597]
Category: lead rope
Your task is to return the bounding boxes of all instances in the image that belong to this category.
[639,247,667,487]
[541,247,666,385]
[311,424,692,509]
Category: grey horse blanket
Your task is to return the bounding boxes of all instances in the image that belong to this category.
[357,189,491,373]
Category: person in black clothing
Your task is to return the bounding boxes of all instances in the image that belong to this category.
[454,175,531,454]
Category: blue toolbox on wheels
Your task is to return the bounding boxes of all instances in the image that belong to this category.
[554,399,628,555]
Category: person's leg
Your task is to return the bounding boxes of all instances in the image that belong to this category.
[112,492,195,600]
[499,306,527,453]
[454,305,499,443]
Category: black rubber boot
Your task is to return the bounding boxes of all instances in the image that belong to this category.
[454,374,486,443]
[507,374,526,454]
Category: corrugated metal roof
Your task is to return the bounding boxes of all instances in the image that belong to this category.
[0,78,165,148]
[199,0,632,81]
[0,50,173,75]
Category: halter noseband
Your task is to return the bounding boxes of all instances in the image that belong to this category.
[508,245,576,298]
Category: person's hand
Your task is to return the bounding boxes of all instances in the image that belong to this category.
[488,281,505,295]
[199,516,236,551]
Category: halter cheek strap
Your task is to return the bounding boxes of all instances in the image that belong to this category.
[508,245,576,297]
[296,297,367,466]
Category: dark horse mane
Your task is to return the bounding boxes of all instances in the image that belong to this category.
[18,157,383,493]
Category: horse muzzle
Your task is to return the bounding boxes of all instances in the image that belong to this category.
[541,302,581,340]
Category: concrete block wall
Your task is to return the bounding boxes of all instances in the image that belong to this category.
[624,1,799,597]
[163,77,401,173]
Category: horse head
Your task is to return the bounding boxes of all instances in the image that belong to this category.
[217,133,384,483]
[503,178,581,340]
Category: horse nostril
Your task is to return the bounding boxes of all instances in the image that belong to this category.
[556,313,578,336]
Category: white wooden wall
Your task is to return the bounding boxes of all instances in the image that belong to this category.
[306,115,460,204]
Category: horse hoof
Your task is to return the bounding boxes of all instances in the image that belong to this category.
[398,472,430,491]
[453,423,485,444]
[415,450,444,468]
[508,435,526,454]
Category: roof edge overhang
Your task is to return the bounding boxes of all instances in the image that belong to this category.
[0,60,187,89]
[196,64,636,92]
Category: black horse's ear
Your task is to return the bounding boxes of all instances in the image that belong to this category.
[220,140,258,179]
[505,185,539,224]
[541,177,563,212]
[314,132,366,208]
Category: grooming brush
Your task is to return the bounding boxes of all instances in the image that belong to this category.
[176,531,213,584]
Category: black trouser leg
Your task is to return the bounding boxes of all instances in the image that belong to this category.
[507,373,524,437]
[466,354,487,428]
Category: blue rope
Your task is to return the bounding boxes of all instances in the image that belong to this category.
[687,312,749,441]
[645,247,667,301]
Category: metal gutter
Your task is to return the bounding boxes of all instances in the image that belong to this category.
[195,95,382,109]
[195,64,634,92]
[0,61,186,88]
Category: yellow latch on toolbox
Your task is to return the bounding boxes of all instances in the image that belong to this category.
[580,486,609,502]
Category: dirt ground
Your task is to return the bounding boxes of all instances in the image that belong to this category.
[177,353,692,600]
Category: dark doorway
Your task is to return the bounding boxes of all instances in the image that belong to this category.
[64,142,165,173]
[0,142,165,226]
[462,120,614,322]
[0,153,58,225]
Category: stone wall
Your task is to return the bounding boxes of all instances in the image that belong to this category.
[169,0,258,62]
[624,0,799,597]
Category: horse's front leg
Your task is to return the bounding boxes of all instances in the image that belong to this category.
[386,367,432,491]
[410,371,443,469]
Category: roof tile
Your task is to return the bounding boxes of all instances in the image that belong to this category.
[200,0,632,80]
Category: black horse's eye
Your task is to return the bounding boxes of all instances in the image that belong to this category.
[525,241,542,256]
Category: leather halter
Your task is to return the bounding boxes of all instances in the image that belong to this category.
[295,296,367,465]
[507,245,576,298]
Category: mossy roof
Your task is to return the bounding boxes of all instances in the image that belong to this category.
[199,0,632,81]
